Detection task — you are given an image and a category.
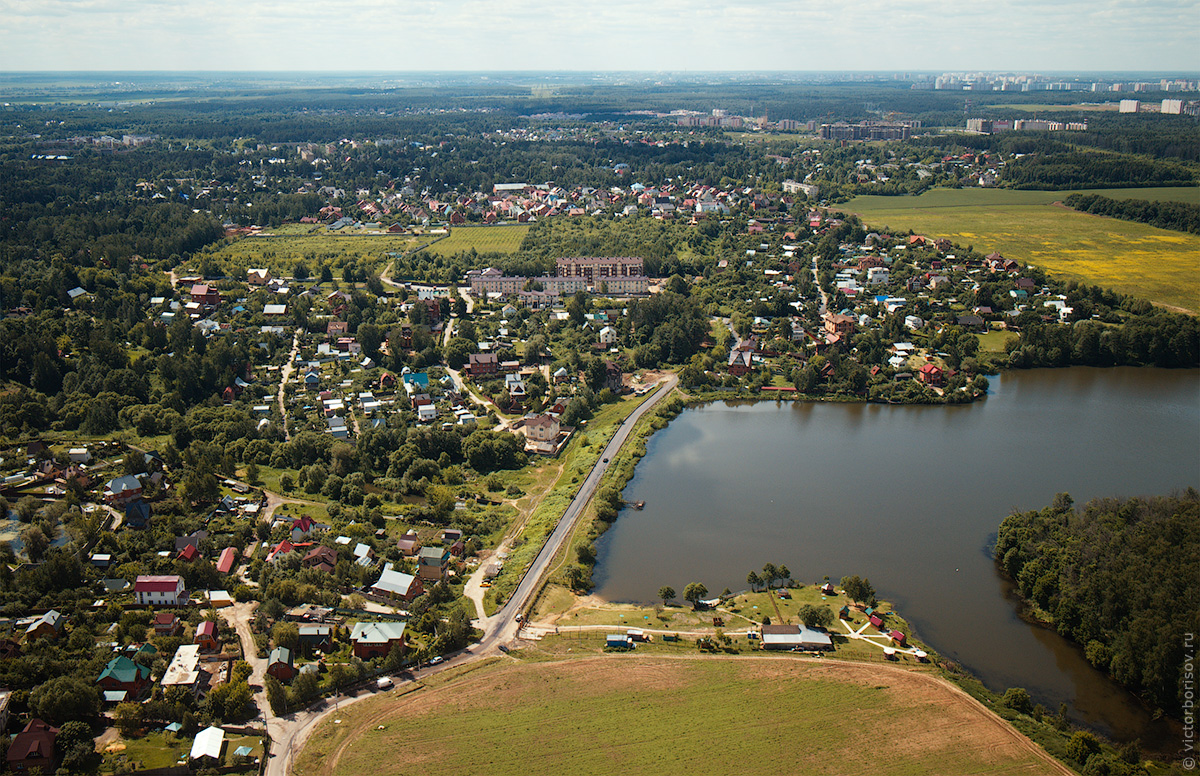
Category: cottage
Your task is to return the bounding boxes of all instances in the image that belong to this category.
[728,344,754,376]
[350,621,407,660]
[370,565,424,601]
[104,474,143,506]
[247,268,272,285]
[889,630,907,647]
[267,647,296,682]
[302,545,338,574]
[195,621,219,652]
[216,547,238,575]
[417,546,450,581]
[189,284,220,306]
[135,575,186,606]
[395,535,421,557]
[917,363,944,387]
[466,352,499,377]
[7,719,58,773]
[97,655,151,698]
[153,612,181,637]
[298,623,333,650]
[24,610,63,641]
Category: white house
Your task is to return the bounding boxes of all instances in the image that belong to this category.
[134,575,186,606]
[598,326,617,345]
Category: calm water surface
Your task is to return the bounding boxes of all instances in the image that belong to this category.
[593,367,1200,750]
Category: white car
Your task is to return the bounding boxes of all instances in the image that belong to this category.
[428,656,444,666]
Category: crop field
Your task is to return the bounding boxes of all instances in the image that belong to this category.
[416,224,532,258]
[198,231,435,276]
[295,656,1071,776]
[843,187,1200,313]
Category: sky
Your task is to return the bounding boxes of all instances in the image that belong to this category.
[1,0,1197,73]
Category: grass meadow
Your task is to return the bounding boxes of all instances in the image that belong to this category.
[198,231,435,277]
[843,187,1200,313]
[294,656,1068,776]
[416,224,532,258]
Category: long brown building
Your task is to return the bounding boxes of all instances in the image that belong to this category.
[556,256,644,283]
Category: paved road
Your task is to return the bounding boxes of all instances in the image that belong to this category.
[266,373,679,776]
[475,373,679,652]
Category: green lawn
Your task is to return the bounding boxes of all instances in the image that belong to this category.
[417,224,532,258]
[843,187,1200,313]
[196,231,435,277]
[295,656,1066,776]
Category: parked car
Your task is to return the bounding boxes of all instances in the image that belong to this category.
[428,656,444,666]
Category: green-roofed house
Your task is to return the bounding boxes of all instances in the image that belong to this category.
[97,655,151,698]
[267,647,296,683]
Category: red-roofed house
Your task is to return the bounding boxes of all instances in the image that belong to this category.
[291,517,316,542]
[889,630,907,646]
[195,621,219,652]
[267,539,295,563]
[918,363,944,386]
[176,544,199,563]
[190,284,220,306]
[153,612,181,637]
[134,575,186,606]
[7,719,58,772]
[216,547,237,575]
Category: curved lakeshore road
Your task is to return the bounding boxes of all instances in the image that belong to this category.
[269,373,679,776]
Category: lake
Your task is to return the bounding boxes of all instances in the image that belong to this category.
[592,367,1200,750]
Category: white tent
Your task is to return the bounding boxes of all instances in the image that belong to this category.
[190,726,225,761]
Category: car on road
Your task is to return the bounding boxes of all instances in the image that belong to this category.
[376,677,394,690]
[602,457,609,463]
[428,656,444,666]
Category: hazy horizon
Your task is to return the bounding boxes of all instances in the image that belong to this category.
[3,0,1197,73]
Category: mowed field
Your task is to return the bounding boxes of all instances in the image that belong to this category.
[417,224,532,258]
[294,656,1073,776]
[843,187,1200,313]
[202,231,435,276]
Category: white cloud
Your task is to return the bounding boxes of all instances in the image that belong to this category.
[0,0,1196,70]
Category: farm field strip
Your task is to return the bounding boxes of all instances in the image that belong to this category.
[416,224,532,257]
[843,187,1200,313]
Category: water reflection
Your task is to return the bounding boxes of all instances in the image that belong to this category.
[594,368,1199,751]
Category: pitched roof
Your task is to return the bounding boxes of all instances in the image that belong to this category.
[350,621,407,645]
[216,547,237,575]
[371,567,419,597]
[7,719,58,764]
[135,575,182,592]
[98,655,150,685]
[190,726,224,761]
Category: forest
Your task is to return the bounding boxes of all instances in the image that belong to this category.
[999,152,1197,190]
[1063,192,1200,234]
[994,491,1200,716]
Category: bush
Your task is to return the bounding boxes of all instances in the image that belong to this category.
[1000,687,1033,715]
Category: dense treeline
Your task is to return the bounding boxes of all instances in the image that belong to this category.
[1006,313,1200,368]
[995,492,1200,715]
[1000,152,1197,190]
[1064,193,1200,234]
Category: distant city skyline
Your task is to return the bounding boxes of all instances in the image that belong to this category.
[2,0,1197,73]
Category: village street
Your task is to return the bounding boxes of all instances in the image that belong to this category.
[261,373,679,776]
